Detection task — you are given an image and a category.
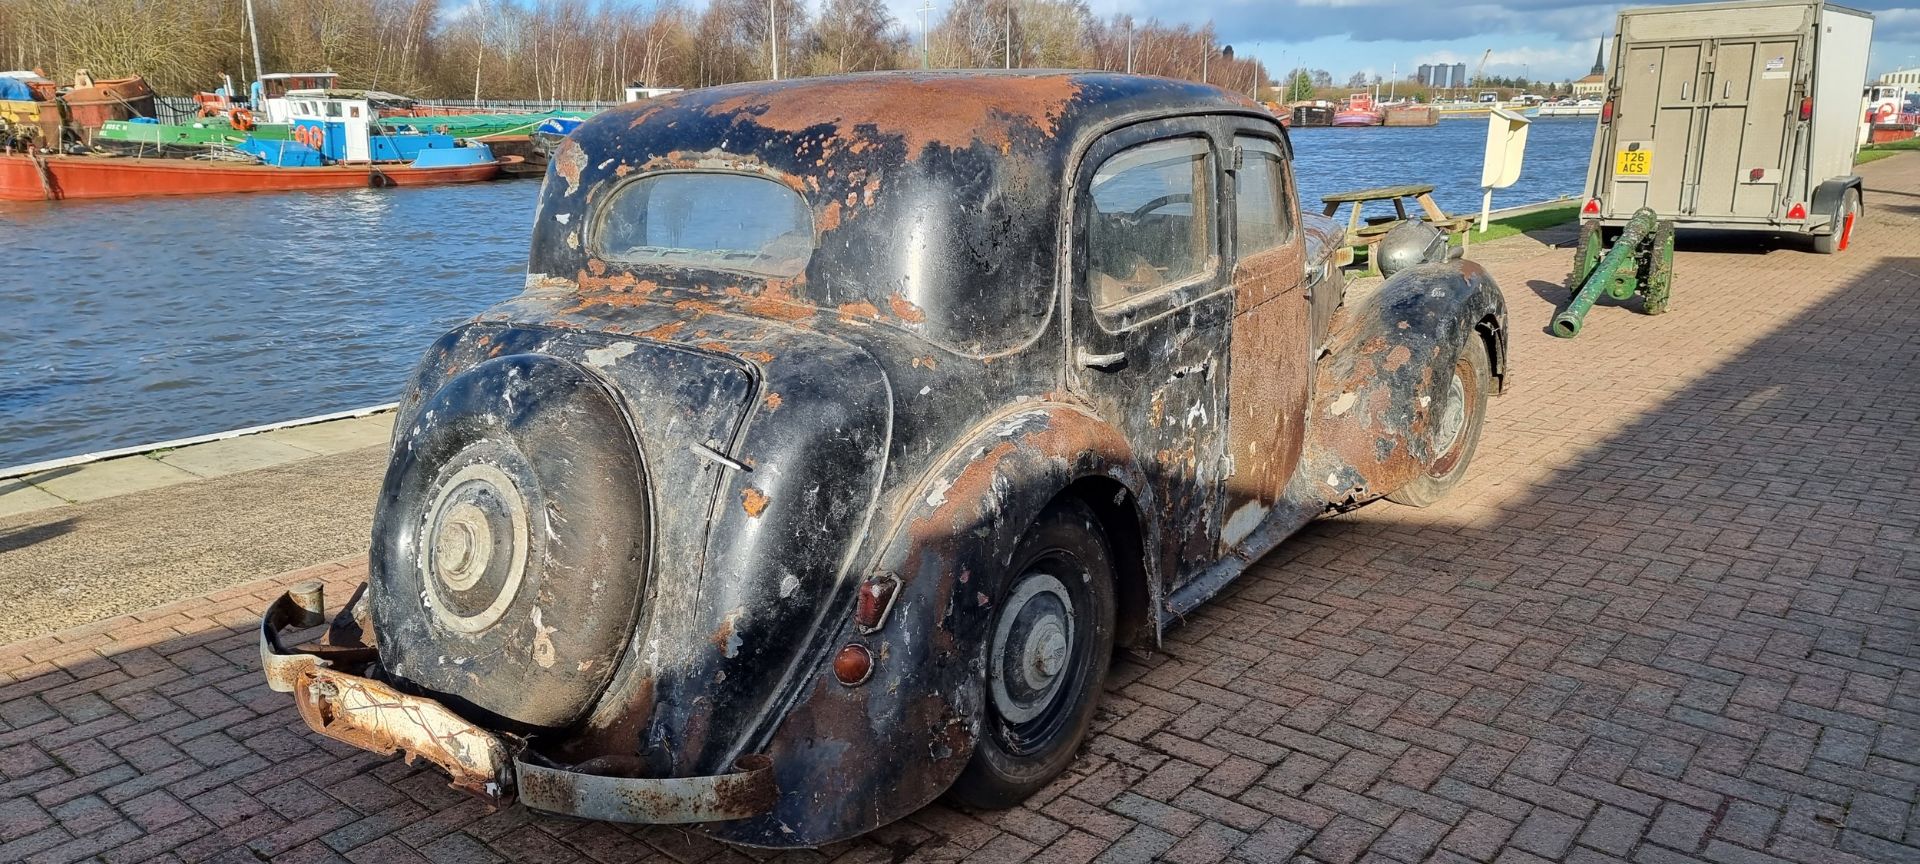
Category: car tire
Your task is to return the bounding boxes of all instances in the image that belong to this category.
[1811,188,1861,254]
[947,497,1116,810]
[371,354,649,730]
[1388,337,1492,508]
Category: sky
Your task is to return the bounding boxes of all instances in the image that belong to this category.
[883,0,1920,85]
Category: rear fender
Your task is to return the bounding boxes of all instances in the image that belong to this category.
[1302,260,1506,509]
[1810,176,1862,232]
[710,403,1152,846]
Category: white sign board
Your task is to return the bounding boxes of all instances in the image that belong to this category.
[1480,107,1532,231]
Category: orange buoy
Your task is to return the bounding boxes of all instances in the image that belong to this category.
[229,108,255,131]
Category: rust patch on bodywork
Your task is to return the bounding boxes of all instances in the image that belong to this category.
[887,293,927,323]
[638,321,686,340]
[702,74,1084,159]
[741,486,770,517]
[836,301,882,323]
[555,138,588,195]
[1223,242,1310,530]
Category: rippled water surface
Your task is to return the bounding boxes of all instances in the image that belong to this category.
[0,116,1597,466]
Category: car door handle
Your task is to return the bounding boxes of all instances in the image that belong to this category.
[1077,348,1128,371]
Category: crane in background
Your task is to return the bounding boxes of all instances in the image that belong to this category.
[1472,49,1492,86]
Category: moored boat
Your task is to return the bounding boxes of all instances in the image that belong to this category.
[0,152,505,201]
[1383,104,1439,126]
[1331,92,1384,126]
[3,90,511,202]
[1291,101,1333,127]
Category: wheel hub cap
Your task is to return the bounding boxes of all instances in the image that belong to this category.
[422,462,530,633]
[991,572,1075,724]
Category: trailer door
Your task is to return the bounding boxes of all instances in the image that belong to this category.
[1691,37,1800,219]
[1608,41,1707,217]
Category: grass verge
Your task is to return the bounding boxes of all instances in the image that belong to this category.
[1857,137,1920,165]
[1449,202,1580,246]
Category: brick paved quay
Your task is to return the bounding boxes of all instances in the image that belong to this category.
[0,155,1916,864]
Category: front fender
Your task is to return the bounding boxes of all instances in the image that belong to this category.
[1302,260,1506,508]
[703,403,1152,846]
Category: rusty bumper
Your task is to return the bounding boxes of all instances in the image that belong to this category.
[259,582,776,824]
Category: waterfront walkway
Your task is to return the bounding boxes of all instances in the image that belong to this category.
[0,154,1915,863]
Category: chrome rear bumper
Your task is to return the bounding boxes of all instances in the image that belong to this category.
[259,582,775,823]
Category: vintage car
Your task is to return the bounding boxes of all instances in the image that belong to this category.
[260,71,1508,847]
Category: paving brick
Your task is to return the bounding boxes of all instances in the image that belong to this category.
[1511,807,1584,859]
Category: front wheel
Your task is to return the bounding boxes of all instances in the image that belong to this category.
[1388,338,1492,508]
[947,498,1116,810]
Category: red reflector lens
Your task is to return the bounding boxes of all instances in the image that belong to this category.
[1600,100,1614,124]
[1787,202,1808,219]
[834,643,873,686]
[1582,198,1601,215]
[1799,97,1812,121]
[1749,168,1764,181]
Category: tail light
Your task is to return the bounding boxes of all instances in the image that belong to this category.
[1582,198,1601,216]
[1787,202,1808,220]
[1799,97,1812,121]
[1600,100,1614,124]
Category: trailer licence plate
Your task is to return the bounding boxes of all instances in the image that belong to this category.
[1615,149,1652,176]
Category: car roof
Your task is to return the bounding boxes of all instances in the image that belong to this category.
[531,72,1271,356]
[601,70,1261,163]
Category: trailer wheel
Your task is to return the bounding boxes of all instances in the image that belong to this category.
[1388,338,1491,508]
[1812,188,1860,254]
[948,498,1116,810]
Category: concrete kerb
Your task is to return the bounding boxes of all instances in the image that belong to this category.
[0,403,397,515]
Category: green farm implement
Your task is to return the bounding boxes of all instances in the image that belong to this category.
[1551,207,1674,339]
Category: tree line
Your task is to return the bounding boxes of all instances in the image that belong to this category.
[0,0,1268,102]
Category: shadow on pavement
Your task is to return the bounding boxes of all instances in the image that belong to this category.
[0,517,77,554]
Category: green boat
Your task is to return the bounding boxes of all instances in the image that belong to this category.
[376,110,595,139]
[96,118,290,148]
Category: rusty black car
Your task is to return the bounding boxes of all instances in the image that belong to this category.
[260,71,1508,847]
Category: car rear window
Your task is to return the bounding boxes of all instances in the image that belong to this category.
[594,172,813,278]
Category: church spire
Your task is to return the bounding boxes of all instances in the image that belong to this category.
[1591,35,1607,76]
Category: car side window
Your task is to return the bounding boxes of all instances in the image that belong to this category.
[1234,137,1294,257]
[1086,137,1216,309]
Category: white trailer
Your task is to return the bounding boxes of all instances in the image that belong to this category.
[1579,0,1874,253]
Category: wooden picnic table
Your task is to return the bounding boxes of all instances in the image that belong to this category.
[1320,184,1473,272]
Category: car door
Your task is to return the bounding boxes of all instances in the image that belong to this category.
[1220,132,1311,551]
[1065,117,1231,588]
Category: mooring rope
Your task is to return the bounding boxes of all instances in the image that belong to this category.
[28,149,54,200]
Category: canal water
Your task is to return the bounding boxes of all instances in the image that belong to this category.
[0,116,1597,466]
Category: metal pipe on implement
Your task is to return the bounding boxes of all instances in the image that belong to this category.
[1551,207,1658,338]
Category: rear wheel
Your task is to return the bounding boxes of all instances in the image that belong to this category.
[947,498,1115,810]
[1388,338,1491,508]
[1812,188,1861,254]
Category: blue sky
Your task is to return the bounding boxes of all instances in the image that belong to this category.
[886,0,1920,84]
